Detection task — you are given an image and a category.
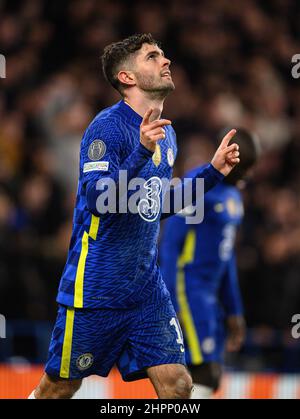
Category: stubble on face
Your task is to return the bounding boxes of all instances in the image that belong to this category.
[134,70,175,99]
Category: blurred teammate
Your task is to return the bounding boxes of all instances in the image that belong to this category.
[160,129,259,398]
[29,34,240,399]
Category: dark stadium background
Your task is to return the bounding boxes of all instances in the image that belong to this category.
[0,0,299,398]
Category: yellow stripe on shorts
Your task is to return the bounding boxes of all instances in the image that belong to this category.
[176,229,203,364]
[60,307,75,378]
[74,215,100,308]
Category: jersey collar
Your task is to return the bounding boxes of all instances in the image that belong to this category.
[119,100,143,126]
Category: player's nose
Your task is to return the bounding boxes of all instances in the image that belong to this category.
[162,56,171,67]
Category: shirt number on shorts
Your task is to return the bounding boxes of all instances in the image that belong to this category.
[170,317,185,352]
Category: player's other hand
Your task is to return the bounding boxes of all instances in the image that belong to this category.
[226,315,246,352]
[211,129,240,176]
[140,108,171,152]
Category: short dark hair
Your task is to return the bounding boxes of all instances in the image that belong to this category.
[101,33,158,95]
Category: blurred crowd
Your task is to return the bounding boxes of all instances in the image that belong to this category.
[0,0,300,345]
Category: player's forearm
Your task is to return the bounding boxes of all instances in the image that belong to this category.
[86,143,154,215]
[161,163,224,219]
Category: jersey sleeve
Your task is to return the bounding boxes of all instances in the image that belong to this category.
[80,118,123,186]
[80,117,154,216]
[161,164,224,220]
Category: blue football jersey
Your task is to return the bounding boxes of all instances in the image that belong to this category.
[57,100,177,309]
[56,101,224,310]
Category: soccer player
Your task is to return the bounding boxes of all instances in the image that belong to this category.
[159,129,259,398]
[29,34,240,399]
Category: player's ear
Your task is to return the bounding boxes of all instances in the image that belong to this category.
[117,70,136,88]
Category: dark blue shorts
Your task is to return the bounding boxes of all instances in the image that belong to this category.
[45,295,186,381]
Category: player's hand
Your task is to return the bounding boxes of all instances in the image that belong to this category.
[226,315,246,352]
[140,108,172,152]
[211,129,240,176]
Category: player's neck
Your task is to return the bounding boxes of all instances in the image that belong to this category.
[123,94,164,119]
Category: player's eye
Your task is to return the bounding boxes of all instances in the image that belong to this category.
[148,54,156,60]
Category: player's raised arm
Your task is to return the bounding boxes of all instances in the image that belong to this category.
[211,129,240,176]
[161,129,240,220]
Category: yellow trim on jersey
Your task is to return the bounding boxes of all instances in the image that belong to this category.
[74,215,100,308]
[89,214,100,240]
[176,229,203,364]
[60,307,75,378]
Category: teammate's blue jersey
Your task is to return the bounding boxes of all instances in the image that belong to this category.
[56,102,223,310]
[160,168,244,319]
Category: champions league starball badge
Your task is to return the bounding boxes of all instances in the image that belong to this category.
[88,140,106,161]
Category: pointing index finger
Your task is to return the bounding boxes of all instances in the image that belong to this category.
[220,129,237,148]
[141,108,153,125]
